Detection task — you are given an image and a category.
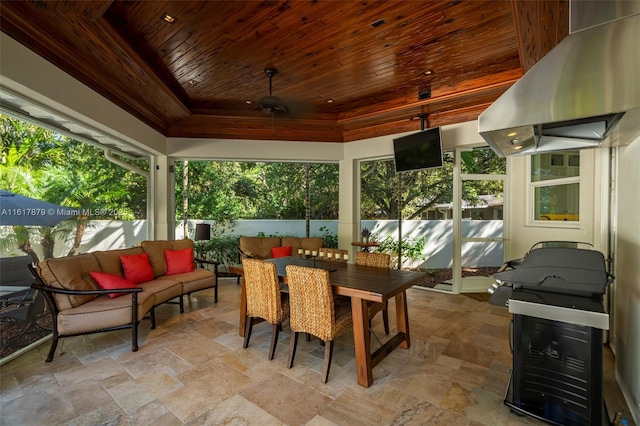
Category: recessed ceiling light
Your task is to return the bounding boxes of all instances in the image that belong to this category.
[245,100,253,105]
[162,14,175,23]
[326,99,334,103]
[188,79,197,86]
[423,70,433,76]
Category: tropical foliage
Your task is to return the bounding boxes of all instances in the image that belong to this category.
[174,161,339,221]
[376,235,429,269]
[361,149,505,220]
[1,114,148,260]
[361,154,454,219]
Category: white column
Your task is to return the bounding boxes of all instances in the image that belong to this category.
[151,155,175,240]
[338,158,359,258]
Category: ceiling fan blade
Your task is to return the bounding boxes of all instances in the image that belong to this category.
[259,68,288,115]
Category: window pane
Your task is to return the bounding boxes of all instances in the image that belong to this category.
[534,183,580,221]
[175,161,339,221]
[360,153,454,220]
[461,180,504,234]
[460,148,506,175]
[531,151,580,182]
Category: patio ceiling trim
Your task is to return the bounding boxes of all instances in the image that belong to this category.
[0,88,152,160]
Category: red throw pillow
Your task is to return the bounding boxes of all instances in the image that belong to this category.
[165,248,194,275]
[120,253,154,284]
[89,271,136,298]
[271,246,292,258]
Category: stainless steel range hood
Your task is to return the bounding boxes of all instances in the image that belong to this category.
[478,3,640,157]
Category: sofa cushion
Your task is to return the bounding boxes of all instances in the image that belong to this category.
[89,271,136,298]
[57,292,155,335]
[281,237,324,253]
[239,236,281,259]
[140,239,194,277]
[138,278,183,305]
[92,247,144,276]
[165,248,194,275]
[302,237,324,251]
[120,253,154,284]
[271,246,292,258]
[158,268,216,295]
[36,254,100,310]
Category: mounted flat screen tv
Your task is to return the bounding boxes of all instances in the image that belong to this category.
[393,127,443,173]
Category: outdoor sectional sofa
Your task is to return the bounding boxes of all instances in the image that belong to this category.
[238,236,324,259]
[29,239,218,362]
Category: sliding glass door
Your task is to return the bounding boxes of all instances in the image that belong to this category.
[359,147,505,293]
[454,148,506,293]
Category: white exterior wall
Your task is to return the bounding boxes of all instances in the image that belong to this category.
[168,137,343,163]
[504,149,606,260]
[614,139,640,422]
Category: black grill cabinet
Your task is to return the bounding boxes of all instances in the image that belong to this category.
[489,243,613,425]
[504,290,609,425]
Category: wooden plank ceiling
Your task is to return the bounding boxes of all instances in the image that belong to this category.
[0,0,568,143]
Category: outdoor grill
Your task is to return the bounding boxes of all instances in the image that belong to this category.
[488,242,614,426]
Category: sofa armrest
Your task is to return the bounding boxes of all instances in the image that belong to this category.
[30,281,141,324]
[195,258,219,274]
[30,278,142,362]
[31,283,142,297]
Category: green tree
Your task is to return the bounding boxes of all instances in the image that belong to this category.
[174,161,246,224]
[175,161,339,223]
[1,114,148,259]
[246,162,338,220]
[361,154,454,220]
[361,150,505,221]
[459,149,506,206]
[1,115,64,261]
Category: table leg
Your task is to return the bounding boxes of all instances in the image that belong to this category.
[395,291,410,348]
[238,274,246,337]
[351,296,373,387]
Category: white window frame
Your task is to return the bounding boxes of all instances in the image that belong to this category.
[527,154,581,228]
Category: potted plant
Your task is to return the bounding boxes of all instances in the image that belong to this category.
[361,227,371,243]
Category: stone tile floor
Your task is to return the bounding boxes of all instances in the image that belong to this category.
[0,278,634,425]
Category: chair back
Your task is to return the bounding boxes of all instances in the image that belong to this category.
[0,255,34,287]
[318,248,348,262]
[355,251,391,268]
[285,265,337,341]
[242,258,285,324]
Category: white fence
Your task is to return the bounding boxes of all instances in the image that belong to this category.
[1,219,503,269]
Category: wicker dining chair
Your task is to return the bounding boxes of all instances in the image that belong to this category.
[285,265,353,383]
[242,258,290,360]
[355,251,391,335]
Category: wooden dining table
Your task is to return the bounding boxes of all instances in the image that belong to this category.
[229,256,426,387]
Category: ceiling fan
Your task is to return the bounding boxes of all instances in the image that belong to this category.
[259,68,289,116]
